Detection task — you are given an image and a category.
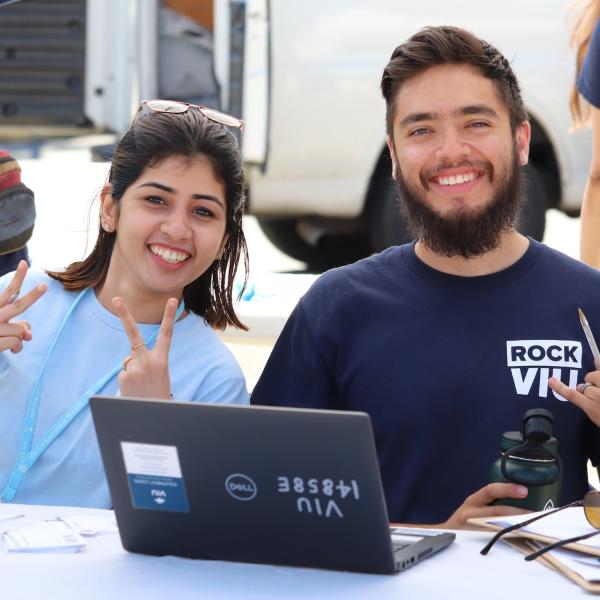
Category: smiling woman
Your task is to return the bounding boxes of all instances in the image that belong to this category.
[0,102,250,508]
[97,154,231,327]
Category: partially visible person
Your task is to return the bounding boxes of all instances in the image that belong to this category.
[0,100,249,508]
[251,26,600,528]
[0,151,34,276]
[571,0,600,268]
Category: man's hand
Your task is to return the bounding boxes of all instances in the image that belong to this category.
[0,260,47,354]
[549,370,600,427]
[439,483,529,529]
[113,296,178,399]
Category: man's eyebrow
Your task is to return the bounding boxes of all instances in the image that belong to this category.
[137,181,225,207]
[399,112,434,128]
[457,104,499,118]
[398,105,499,129]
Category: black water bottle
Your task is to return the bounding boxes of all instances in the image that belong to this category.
[489,409,562,511]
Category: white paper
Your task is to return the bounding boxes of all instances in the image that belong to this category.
[572,554,600,567]
[2,520,86,553]
[490,507,600,550]
[57,514,117,536]
[534,543,600,583]
[0,512,24,522]
[121,442,182,478]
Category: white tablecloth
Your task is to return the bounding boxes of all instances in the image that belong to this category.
[0,504,588,599]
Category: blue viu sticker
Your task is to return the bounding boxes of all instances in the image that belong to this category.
[121,442,190,513]
[127,474,189,512]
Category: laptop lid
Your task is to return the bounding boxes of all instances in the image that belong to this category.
[90,396,453,574]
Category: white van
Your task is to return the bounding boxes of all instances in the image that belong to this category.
[222,0,590,269]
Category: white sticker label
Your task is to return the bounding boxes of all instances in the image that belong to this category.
[121,442,190,512]
[121,442,182,478]
[506,340,582,368]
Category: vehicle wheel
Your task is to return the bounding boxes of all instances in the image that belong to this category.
[368,175,415,252]
[517,163,547,241]
[257,217,368,272]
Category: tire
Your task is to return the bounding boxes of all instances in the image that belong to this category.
[368,175,415,252]
[517,163,547,241]
[257,217,369,272]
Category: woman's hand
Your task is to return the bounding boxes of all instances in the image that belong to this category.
[113,296,178,399]
[0,260,47,354]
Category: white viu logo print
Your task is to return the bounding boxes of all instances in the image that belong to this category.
[506,340,582,401]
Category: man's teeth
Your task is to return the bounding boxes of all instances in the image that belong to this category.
[437,173,477,186]
[149,245,190,264]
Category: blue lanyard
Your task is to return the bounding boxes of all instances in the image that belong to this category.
[0,288,183,503]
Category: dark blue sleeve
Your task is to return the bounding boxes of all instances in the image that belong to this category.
[584,418,600,468]
[578,17,600,108]
[0,246,29,278]
[251,301,339,410]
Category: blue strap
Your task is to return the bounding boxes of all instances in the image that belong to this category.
[0,289,184,503]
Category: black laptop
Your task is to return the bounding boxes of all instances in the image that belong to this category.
[90,396,454,575]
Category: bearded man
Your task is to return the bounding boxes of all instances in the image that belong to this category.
[251,26,600,528]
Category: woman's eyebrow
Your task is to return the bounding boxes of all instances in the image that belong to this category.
[138,181,174,193]
[137,182,225,207]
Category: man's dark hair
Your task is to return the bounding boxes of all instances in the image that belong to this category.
[381,25,528,135]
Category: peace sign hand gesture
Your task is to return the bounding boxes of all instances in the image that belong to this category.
[0,260,47,354]
[113,296,178,400]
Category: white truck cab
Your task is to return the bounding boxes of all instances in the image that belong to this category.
[224,0,590,269]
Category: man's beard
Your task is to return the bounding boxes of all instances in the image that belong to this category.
[394,149,525,258]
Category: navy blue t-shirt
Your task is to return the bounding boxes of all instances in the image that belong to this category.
[0,246,29,277]
[578,17,600,108]
[251,240,600,524]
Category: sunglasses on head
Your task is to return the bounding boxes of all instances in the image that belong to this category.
[132,99,245,133]
[480,490,600,560]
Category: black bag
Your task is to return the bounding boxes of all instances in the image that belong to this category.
[0,182,35,255]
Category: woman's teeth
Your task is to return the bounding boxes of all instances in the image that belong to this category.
[149,245,190,264]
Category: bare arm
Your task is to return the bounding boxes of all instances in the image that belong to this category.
[390,483,529,530]
[580,105,600,268]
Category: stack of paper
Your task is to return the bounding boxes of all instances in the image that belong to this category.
[2,513,118,553]
[471,507,600,593]
[3,521,86,553]
[57,514,118,536]
[0,511,25,522]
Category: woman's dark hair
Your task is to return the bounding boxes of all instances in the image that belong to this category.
[381,25,528,136]
[47,108,249,330]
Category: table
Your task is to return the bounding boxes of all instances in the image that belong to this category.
[0,504,587,599]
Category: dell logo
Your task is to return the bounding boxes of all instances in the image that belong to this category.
[225,473,257,501]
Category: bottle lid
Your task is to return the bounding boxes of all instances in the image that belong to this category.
[500,431,558,454]
[522,408,554,443]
